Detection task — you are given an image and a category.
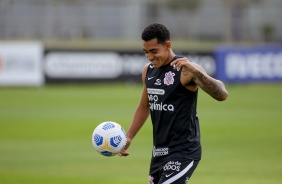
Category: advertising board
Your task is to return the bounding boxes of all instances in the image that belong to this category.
[0,42,44,86]
[215,46,282,83]
[44,51,216,83]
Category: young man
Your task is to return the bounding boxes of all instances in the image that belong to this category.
[119,23,228,184]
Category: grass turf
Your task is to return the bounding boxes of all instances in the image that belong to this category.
[0,83,281,184]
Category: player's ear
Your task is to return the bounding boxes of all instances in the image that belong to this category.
[165,41,171,50]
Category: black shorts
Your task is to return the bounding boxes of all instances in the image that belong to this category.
[148,159,200,184]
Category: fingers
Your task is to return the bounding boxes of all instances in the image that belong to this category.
[171,58,185,67]
[173,64,181,71]
[118,137,131,157]
[118,150,129,157]
[171,59,183,71]
[171,58,191,71]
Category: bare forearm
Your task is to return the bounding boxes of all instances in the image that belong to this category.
[194,70,228,101]
[127,106,150,140]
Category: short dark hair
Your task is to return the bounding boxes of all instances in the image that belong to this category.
[141,23,170,44]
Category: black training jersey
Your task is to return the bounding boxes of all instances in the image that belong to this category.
[146,56,201,160]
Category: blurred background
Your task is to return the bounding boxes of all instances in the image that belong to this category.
[0,0,282,85]
[0,0,282,184]
[0,0,282,44]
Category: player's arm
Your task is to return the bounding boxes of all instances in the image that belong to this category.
[118,64,150,157]
[192,64,228,101]
[171,58,228,101]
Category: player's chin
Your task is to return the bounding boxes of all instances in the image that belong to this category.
[152,63,161,68]
[150,60,160,68]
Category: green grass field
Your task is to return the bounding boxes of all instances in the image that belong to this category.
[0,83,281,184]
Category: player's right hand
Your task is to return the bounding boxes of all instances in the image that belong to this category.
[118,137,131,157]
[118,150,129,157]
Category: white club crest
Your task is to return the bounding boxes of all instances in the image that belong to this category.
[164,71,175,86]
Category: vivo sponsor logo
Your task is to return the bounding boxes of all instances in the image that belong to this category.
[153,147,169,157]
[147,88,165,95]
[226,52,282,79]
[163,161,181,171]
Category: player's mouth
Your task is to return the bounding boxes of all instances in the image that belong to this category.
[150,59,159,66]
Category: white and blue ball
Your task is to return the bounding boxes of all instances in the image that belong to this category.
[92,121,127,157]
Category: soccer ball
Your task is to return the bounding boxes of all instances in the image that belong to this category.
[92,121,127,157]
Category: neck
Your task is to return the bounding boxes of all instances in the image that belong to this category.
[165,50,176,64]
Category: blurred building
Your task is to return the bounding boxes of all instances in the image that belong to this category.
[0,0,281,43]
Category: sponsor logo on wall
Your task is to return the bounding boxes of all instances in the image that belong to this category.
[44,51,216,82]
[0,42,44,86]
[215,46,282,83]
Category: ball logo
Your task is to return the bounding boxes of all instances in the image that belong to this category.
[93,134,103,146]
[102,122,115,130]
[110,135,123,148]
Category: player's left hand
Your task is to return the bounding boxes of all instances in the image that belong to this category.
[170,57,196,72]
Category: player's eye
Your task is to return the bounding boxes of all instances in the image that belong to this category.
[152,49,159,54]
[143,50,148,54]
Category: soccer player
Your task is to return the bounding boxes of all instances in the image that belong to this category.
[119,23,228,184]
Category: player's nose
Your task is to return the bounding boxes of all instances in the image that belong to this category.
[146,53,154,60]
